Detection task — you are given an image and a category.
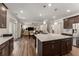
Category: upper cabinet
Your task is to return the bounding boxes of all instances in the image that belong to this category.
[64,15,79,29]
[0,3,7,28]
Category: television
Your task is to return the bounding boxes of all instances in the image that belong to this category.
[27,27,34,31]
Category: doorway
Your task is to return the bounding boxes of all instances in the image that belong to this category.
[8,18,17,40]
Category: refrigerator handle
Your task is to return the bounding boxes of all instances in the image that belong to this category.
[73,29,77,33]
[73,29,74,33]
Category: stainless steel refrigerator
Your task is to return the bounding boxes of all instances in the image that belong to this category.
[73,23,79,47]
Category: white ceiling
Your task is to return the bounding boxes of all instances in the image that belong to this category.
[5,3,79,24]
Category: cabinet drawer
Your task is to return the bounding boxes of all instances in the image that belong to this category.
[43,40,60,46]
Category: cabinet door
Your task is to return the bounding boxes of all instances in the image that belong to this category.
[61,39,67,55]
[50,40,60,56]
[64,18,74,29]
[68,19,72,28]
[64,19,69,29]
[43,43,52,56]
[9,38,14,55]
[64,17,75,29]
[0,4,3,28]
[0,49,2,56]
[61,38,72,55]
[0,3,7,28]
[43,40,60,56]
[74,16,79,23]
[1,44,9,56]
[66,38,72,53]
[0,41,9,56]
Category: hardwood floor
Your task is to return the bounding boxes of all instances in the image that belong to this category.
[12,36,36,56]
[71,47,79,56]
[11,36,79,56]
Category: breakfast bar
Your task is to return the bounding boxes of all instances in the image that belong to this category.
[35,34,73,56]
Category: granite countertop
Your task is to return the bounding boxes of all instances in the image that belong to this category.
[0,36,13,45]
[35,34,72,42]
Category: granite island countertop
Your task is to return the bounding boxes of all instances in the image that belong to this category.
[35,34,72,42]
[0,36,13,45]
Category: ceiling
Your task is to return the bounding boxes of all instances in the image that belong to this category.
[5,3,79,24]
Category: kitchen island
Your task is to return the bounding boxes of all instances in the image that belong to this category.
[35,34,72,56]
[0,36,14,56]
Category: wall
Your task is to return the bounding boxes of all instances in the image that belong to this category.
[16,22,21,38]
[40,24,48,33]
[39,20,54,33]
[51,19,63,34]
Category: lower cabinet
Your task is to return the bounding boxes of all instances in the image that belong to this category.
[0,38,14,56]
[76,38,79,47]
[66,38,72,53]
[41,38,72,56]
[1,44,9,56]
[61,38,72,55]
[9,38,14,55]
[43,40,60,56]
[0,41,9,56]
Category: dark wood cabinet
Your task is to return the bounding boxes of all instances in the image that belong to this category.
[43,40,60,56]
[9,38,14,55]
[64,19,69,29]
[66,39,72,53]
[74,16,79,23]
[64,15,79,29]
[1,44,9,56]
[75,37,79,47]
[64,17,74,29]
[61,38,72,55]
[0,41,9,56]
[37,38,72,56]
[0,37,14,56]
[0,3,7,28]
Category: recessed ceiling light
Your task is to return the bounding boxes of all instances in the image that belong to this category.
[1,7,6,11]
[67,9,71,12]
[48,3,52,7]
[54,22,57,25]
[43,21,46,24]
[40,13,42,16]
[20,10,23,13]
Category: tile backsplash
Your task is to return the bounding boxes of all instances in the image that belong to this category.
[63,29,72,34]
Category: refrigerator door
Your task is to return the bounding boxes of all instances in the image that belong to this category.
[73,23,79,46]
[73,24,76,29]
[73,23,77,37]
[73,23,79,37]
[76,23,79,37]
